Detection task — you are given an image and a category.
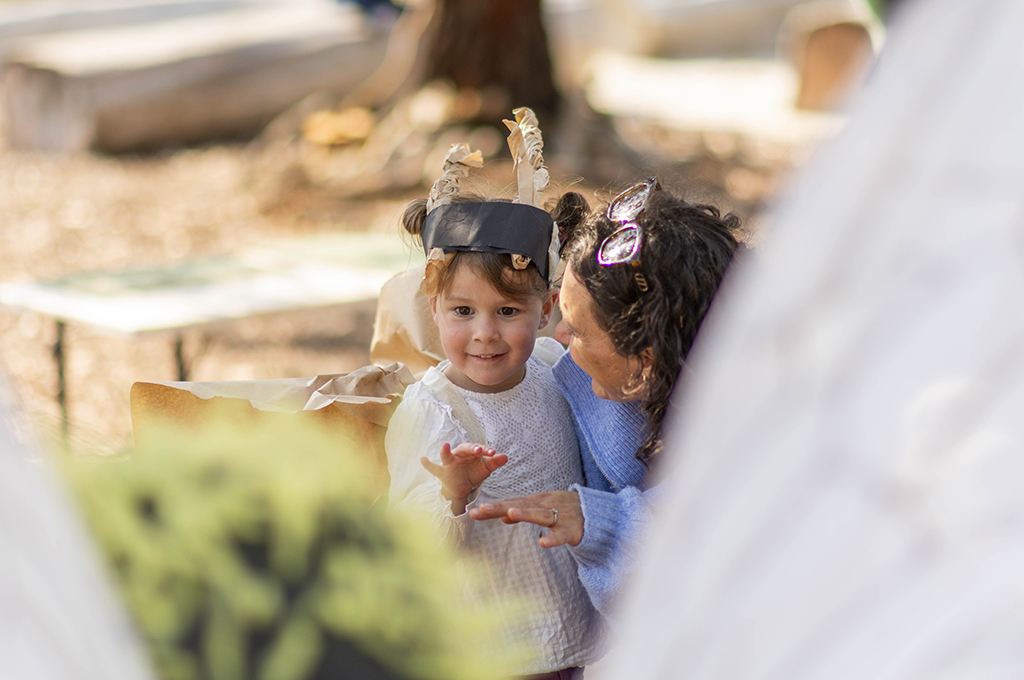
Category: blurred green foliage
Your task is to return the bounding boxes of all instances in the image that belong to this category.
[64,419,504,680]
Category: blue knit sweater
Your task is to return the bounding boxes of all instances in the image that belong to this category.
[552,352,659,619]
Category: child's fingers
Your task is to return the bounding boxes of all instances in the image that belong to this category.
[450,443,496,459]
[420,456,444,478]
[438,442,453,465]
[483,454,508,472]
[452,450,499,464]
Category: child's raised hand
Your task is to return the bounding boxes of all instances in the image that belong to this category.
[421,443,508,514]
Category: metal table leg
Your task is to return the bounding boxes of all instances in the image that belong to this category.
[174,333,189,381]
[53,320,68,441]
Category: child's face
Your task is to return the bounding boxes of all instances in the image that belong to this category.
[430,264,555,393]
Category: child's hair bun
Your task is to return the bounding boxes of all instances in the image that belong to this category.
[550,191,591,255]
[401,198,429,240]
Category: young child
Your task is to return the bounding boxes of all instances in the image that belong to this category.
[386,121,600,678]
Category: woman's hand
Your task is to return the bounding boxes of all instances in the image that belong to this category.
[469,490,583,548]
[420,443,507,515]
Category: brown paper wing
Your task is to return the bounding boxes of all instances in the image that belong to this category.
[130,364,416,491]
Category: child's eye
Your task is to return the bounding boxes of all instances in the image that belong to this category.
[453,306,472,316]
[497,307,519,317]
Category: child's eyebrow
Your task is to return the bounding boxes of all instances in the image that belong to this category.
[447,294,524,306]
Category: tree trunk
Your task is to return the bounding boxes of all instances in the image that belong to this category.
[423,0,560,128]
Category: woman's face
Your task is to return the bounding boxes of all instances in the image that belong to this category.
[554,264,648,402]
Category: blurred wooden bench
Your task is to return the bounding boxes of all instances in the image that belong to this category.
[0,1,387,152]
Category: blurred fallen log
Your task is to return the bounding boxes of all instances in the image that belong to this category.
[0,1,388,152]
[0,0,281,63]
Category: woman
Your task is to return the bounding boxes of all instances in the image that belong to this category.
[469,177,742,616]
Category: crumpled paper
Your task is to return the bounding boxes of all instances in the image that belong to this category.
[503,107,550,209]
[505,107,559,282]
[426,143,483,212]
[371,266,446,376]
[422,247,456,297]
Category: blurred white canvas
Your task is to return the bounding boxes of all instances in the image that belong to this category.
[0,378,153,680]
[597,0,1024,677]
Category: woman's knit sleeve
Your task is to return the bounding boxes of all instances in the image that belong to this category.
[567,482,664,619]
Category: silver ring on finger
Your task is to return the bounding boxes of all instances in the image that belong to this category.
[549,508,558,527]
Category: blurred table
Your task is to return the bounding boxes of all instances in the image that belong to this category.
[0,232,422,438]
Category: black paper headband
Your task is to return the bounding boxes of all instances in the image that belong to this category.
[421,202,555,281]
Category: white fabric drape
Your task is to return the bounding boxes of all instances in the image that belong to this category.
[598,0,1024,677]
[0,375,153,680]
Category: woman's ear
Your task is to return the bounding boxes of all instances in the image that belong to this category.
[639,347,655,379]
[538,289,558,329]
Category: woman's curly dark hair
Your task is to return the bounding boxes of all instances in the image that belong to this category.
[563,184,742,463]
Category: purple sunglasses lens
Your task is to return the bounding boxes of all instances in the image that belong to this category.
[607,177,659,222]
[597,225,642,265]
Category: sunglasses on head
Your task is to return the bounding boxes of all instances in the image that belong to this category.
[596,177,660,267]
[596,177,660,291]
